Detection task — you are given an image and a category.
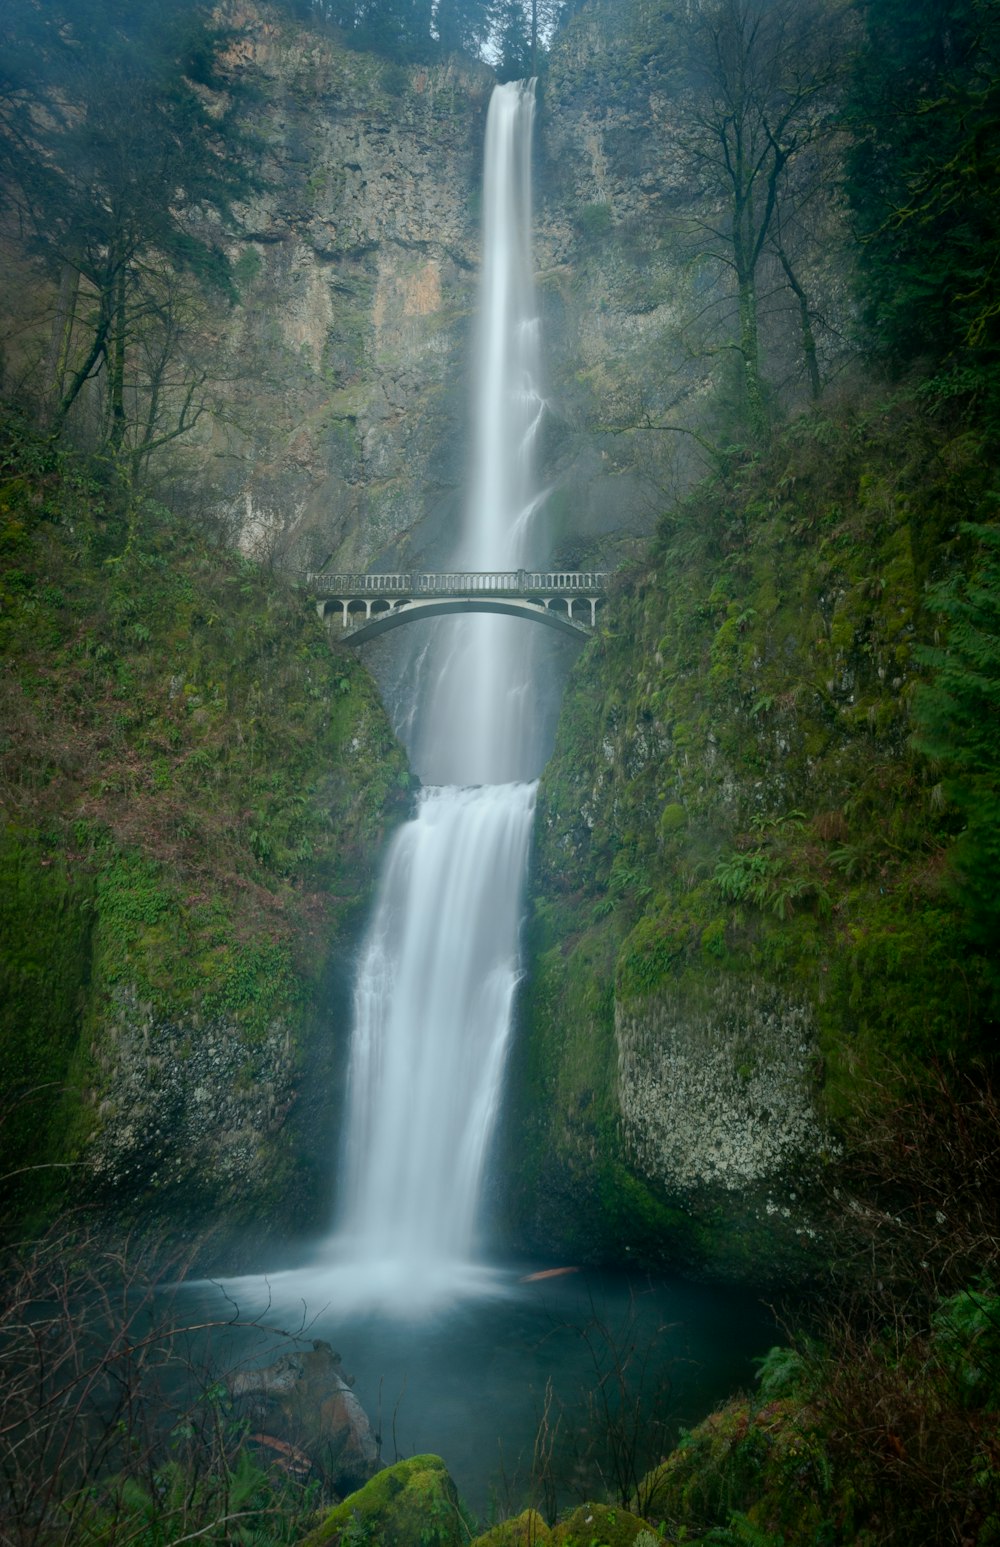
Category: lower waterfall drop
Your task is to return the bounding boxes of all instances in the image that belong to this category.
[337,782,536,1299]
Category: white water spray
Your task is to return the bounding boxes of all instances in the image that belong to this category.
[332,82,545,1310]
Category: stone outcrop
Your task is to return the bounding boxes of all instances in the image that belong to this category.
[229,1340,380,1496]
[504,395,985,1284]
[616,982,826,1196]
[84,988,297,1205]
[300,1454,471,1547]
[198,8,495,573]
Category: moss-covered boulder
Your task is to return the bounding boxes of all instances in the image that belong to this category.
[636,1398,838,1542]
[470,1509,551,1546]
[550,1503,655,1546]
[300,1455,470,1547]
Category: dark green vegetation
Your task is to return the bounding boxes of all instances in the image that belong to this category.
[507,388,1000,1276]
[507,0,1000,1263]
[495,0,1000,1538]
[635,1280,1000,1545]
[286,0,566,76]
[845,0,1000,391]
[0,414,408,1231]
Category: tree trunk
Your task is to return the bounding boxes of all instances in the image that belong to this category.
[51,284,114,437]
[41,263,80,428]
[737,270,766,441]
[107,267,128,451]
[775,243,821,400]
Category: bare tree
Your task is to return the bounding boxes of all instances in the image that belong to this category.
[673,0,846,436]
[0,1222,322,1546]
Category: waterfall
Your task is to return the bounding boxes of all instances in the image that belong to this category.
[332,81,544,1309]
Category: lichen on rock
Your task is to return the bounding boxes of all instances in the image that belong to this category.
[616,979,827,1194]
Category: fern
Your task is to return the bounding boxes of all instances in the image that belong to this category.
[706,1511,784,1546]
[753,1344,808,1400]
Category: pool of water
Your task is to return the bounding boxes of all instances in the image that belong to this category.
[181,1258,776,1520]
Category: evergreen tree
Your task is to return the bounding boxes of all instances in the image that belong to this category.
[354,0,436,60]
[845,0,1000,382]
[435,0,493,58]
[493,0,532,80]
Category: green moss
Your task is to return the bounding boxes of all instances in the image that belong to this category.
[508,390,998,1277]
[550,1502,651,1546]
[470,1510,551,1546]
[301,1456,471,1547]
[616,912,685,998]
[659,801,687,835]
[0,416,409,1230]
[636,1398,839,1542]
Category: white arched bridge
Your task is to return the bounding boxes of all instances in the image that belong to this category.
[307,568,608,643]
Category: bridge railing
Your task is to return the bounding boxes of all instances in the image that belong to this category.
[307,570,607,595]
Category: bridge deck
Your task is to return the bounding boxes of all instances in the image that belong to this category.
[306,569,607,597]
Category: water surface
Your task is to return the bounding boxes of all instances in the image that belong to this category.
[184,1262,775,1519]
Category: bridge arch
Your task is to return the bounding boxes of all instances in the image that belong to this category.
[318,594,597,644]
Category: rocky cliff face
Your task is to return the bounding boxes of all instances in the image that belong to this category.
[0,0,852,577]
[204,1,680,576]
[198,8,494,573]
[502,392,994,1284]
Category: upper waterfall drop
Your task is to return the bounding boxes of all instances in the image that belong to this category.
[409,79,545,789]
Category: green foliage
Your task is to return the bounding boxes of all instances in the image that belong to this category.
[845,0,1000,388]
[915,521,1000,945]
[0,830,94,1216]
[713,851,779,906]
[0,415,408,1227]
[932,1281,1000,1408]
[752,1346,810,1402]
[704,1515,783,1547]
[616,913,685,997]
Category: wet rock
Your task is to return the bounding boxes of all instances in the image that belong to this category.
[299,1453,470,1547]
[229,1339,380,1496]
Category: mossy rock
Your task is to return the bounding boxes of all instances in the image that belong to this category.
[471,1509,551,1545]
[634,1399,837,1541]
[550,1502,653,1546]
[299,1454,470,1547]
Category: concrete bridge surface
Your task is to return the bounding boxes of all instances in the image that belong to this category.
[305,569,608,644]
